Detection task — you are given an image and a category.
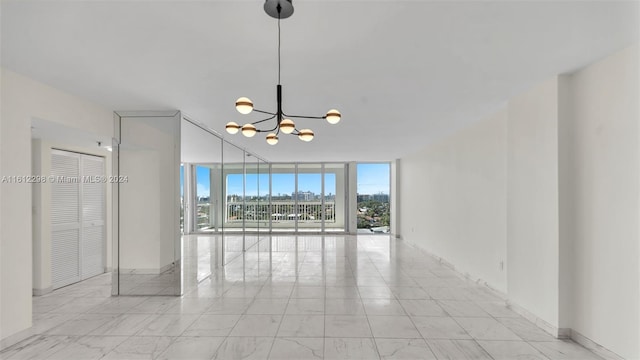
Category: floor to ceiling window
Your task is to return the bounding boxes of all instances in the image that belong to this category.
[182,161,350,234]
[271,164,297,231]
[195,165,213,231]
[356,163,391,233]
[296,164,322,231]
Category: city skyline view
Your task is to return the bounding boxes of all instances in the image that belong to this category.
[183,163,391,199]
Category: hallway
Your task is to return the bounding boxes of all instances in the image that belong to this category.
[3,235,603,359]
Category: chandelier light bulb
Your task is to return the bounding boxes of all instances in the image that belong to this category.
[298,129,314,142]
[325,109,341,124]
[225,121,240,134]
[241,124,257,137]
[235,97,254,114]
[266,133,279,145]
[279,118,295,134]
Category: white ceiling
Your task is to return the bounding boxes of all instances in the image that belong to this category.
[2,0,638,162]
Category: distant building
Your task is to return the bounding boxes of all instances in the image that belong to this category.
[357,193,389,203]
[372,193,389,202]
[292,191,316,201]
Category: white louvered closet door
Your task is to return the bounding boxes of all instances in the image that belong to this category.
[51,150,106,289]
[51,151,82,289]
[81,155,105,279]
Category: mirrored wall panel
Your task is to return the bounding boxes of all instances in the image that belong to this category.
[180,119,224,289]
[113,111,181,296]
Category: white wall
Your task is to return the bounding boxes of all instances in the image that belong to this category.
[0,68,112,341]
[562,45,639,359]
[398,45,639,359]
[506,77,560,329]
[399,110,508,293]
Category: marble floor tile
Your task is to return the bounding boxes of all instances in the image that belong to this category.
[277,315,325,337]
[362,299,407,316]
[382,276,419,287]
[389,287,430,300]
[357,286,395,299]
[127,297,180,314]
[426,287,471,300]
[399,299,447,317]
[325,299,365,315]
[182,314,240,336]
[48,297,110,314]
[156,336,224,360]
[32,296,76,313]
[89,314,155,336]
[290,286,325,299]
[437,300,490,317]
[285,299,325,315]
[417,277,468,288]
[462,287,504,302]
[257,284,295,297]
[246,299,289,315]
[268,337,324,359]
[529,340,605,360]
[326,286,361,299]
[31,313,78,334]
[324,315,373,338]
[475,301,520,318]
[222,286,263,298]
[163,298,215,314]
[412,316,471,340]
[477,340,549,360]
[426,339,493,359]
[0,335,74,360]
[455,317,522,341]
[101,336,173,360]
[229,315,282,337]
[46,314,119,336]
[324,338,380,360]
[46,335,128,360]
[375,338,437,360]
[212,336,274,360]
[89,297,148,314]
[497,317,557,341]
[136,314,199,336]
[368,316,421,339]
[354,277,388,287]
[205,298,253,315]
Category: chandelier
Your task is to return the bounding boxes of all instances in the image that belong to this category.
[225,0,341,145]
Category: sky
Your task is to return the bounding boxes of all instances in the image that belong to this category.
[182,163,390,198]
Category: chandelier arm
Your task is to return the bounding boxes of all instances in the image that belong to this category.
[253,109,277,116]
[251,115,277,125]
[283,113,326,119]
[257,124,279,133]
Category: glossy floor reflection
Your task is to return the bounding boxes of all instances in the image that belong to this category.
[3,235,605,359]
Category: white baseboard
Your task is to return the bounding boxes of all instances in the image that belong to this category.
[0,327,36,351]
[32,286,52,296]
[118,262,174,275]
[570,330,625,360]
[505,300,569,339]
